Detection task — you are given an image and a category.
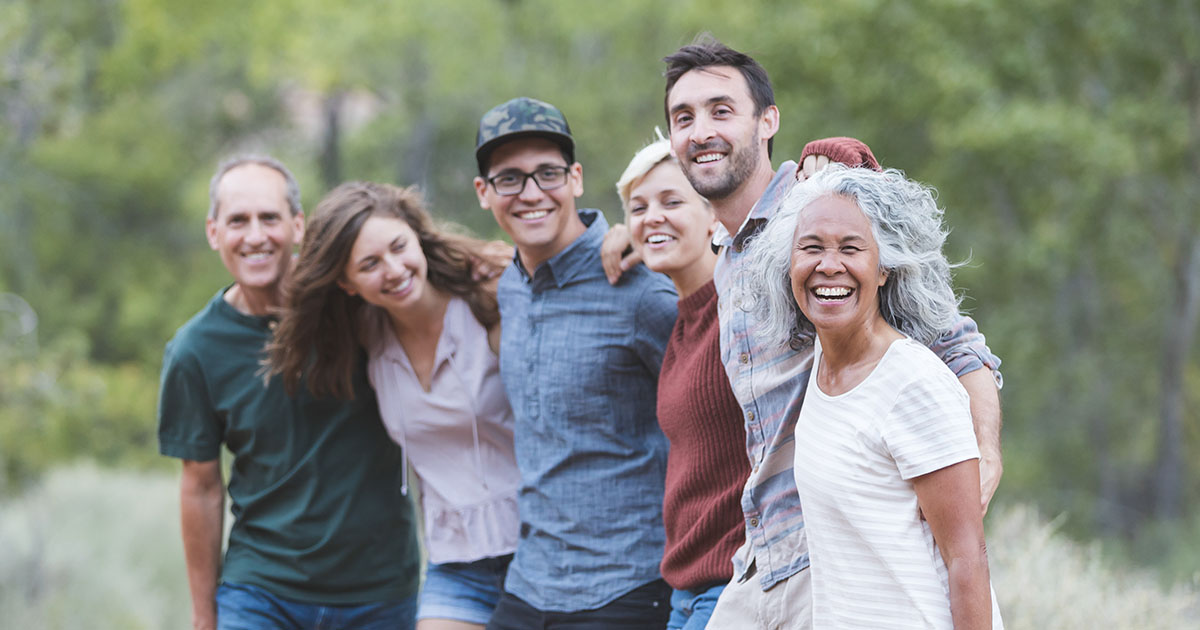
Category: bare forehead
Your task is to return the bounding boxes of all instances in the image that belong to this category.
[351,215,415,252]
[795,195,872,235]
[215,164,289,211]
[668,65,750,109]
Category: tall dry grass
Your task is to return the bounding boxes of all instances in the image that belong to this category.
[1,464,1196,629]
[989,504,1200,628]
[0,463,191,629]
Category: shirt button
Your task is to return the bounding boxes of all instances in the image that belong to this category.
[739,352,749,364]
[749,518,759,528]
[747,410,756,421]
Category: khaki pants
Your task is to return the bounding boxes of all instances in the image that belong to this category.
[706,564,812,630]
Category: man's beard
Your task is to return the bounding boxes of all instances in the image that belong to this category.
[681,134,760,201]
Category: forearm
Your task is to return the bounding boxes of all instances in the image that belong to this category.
[180,461,224,630]
[958,368,1003,512]
[914,460,992,629]
[946,550,994,630]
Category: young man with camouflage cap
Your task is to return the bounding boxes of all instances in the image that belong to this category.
[472,97,679,629]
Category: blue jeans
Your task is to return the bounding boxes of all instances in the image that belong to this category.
[216,581,417,630]
[667,583,726,630]
[418,555,511,624]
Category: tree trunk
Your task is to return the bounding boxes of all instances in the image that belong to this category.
[1154,231,1200,519]
[318,91,344,191]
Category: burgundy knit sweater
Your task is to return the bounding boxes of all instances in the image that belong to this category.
[657,279,750,590]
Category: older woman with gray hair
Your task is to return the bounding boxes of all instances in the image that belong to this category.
[743,165,1003,629]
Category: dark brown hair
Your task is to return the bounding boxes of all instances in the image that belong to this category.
[663,33,776,157]
[266,182,499,399]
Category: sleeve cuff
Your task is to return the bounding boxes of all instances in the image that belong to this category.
[800,136,882,171]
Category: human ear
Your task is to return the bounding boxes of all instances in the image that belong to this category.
[473,176,491,210]
[570,162,584,197]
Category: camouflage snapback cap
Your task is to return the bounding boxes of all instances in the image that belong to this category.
[475,97,574,173]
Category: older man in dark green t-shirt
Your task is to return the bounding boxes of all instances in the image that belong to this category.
[157,156,420,630]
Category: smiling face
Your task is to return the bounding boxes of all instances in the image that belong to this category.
[789,194,888,335]
[206,163,304,294]
[666,65,776,201]
[338,215,429,314]
[627,160,716,286]
[474,137,586,272]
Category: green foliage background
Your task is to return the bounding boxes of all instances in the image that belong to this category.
[2,0,1198,581]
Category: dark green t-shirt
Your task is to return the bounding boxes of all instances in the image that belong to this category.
[157,288,420,604]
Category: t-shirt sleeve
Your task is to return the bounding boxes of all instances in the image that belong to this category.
[882,358,980,480]
[927,313,1004,388]
[157,339,223,462]
[631,277,679,380]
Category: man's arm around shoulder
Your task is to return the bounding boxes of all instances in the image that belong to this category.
[929,314,1004,516]
[958,369,1002,515]
[180,459,224,630]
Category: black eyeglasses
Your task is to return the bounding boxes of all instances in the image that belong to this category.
[486,166,571,196]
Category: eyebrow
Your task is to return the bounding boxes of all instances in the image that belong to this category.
[669,95,734,117]
[795,233,869,243]
[495,162,568,174]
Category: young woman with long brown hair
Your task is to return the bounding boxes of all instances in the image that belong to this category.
[268,182,519,630]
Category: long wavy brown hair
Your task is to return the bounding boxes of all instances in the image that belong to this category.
[266,181,500,399]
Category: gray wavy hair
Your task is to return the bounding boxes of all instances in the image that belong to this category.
[742,164,961,347]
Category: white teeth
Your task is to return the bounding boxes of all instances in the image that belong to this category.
[814,287,852,298]
[517,209,549,220]
[695,154,724,163]
[386,276,413,294]
[243,251,273,261]
[646,234,674,244]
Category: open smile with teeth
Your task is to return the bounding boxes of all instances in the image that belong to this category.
[813,286,853,301]
[645,233,677,245]
[241,250,276,262]
[694,153,725,164]
[384,276,414,295]
[515,209,550,220]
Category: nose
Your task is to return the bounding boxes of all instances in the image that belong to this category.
[815,250,843,275]
[245,217,267,244]
[643,203,667,226]
[517,174,545,203]
[383,254,406,277]
[689,113,716,146]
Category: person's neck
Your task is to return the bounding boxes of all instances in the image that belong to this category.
[712,164,777,237]
[517,214,587,275]
[670,250,717,299]
[225,283,283,317]
[387,286,450,340]
[815,315,903,383]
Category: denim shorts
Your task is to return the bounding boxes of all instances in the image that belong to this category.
[216,581,416,630]
[667,582,727,630]
[417,554,512,624]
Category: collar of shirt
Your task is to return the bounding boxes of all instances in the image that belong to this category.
[710,161,798,253]
[511,209,608,291]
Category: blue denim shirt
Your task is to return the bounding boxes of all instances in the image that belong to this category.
[497,209,678,611]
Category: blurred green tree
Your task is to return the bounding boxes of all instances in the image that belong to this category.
[0,0,1195,570]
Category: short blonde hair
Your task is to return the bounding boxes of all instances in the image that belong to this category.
[615,133,675,223]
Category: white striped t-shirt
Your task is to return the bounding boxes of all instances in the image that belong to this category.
[793,337,1003,629]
